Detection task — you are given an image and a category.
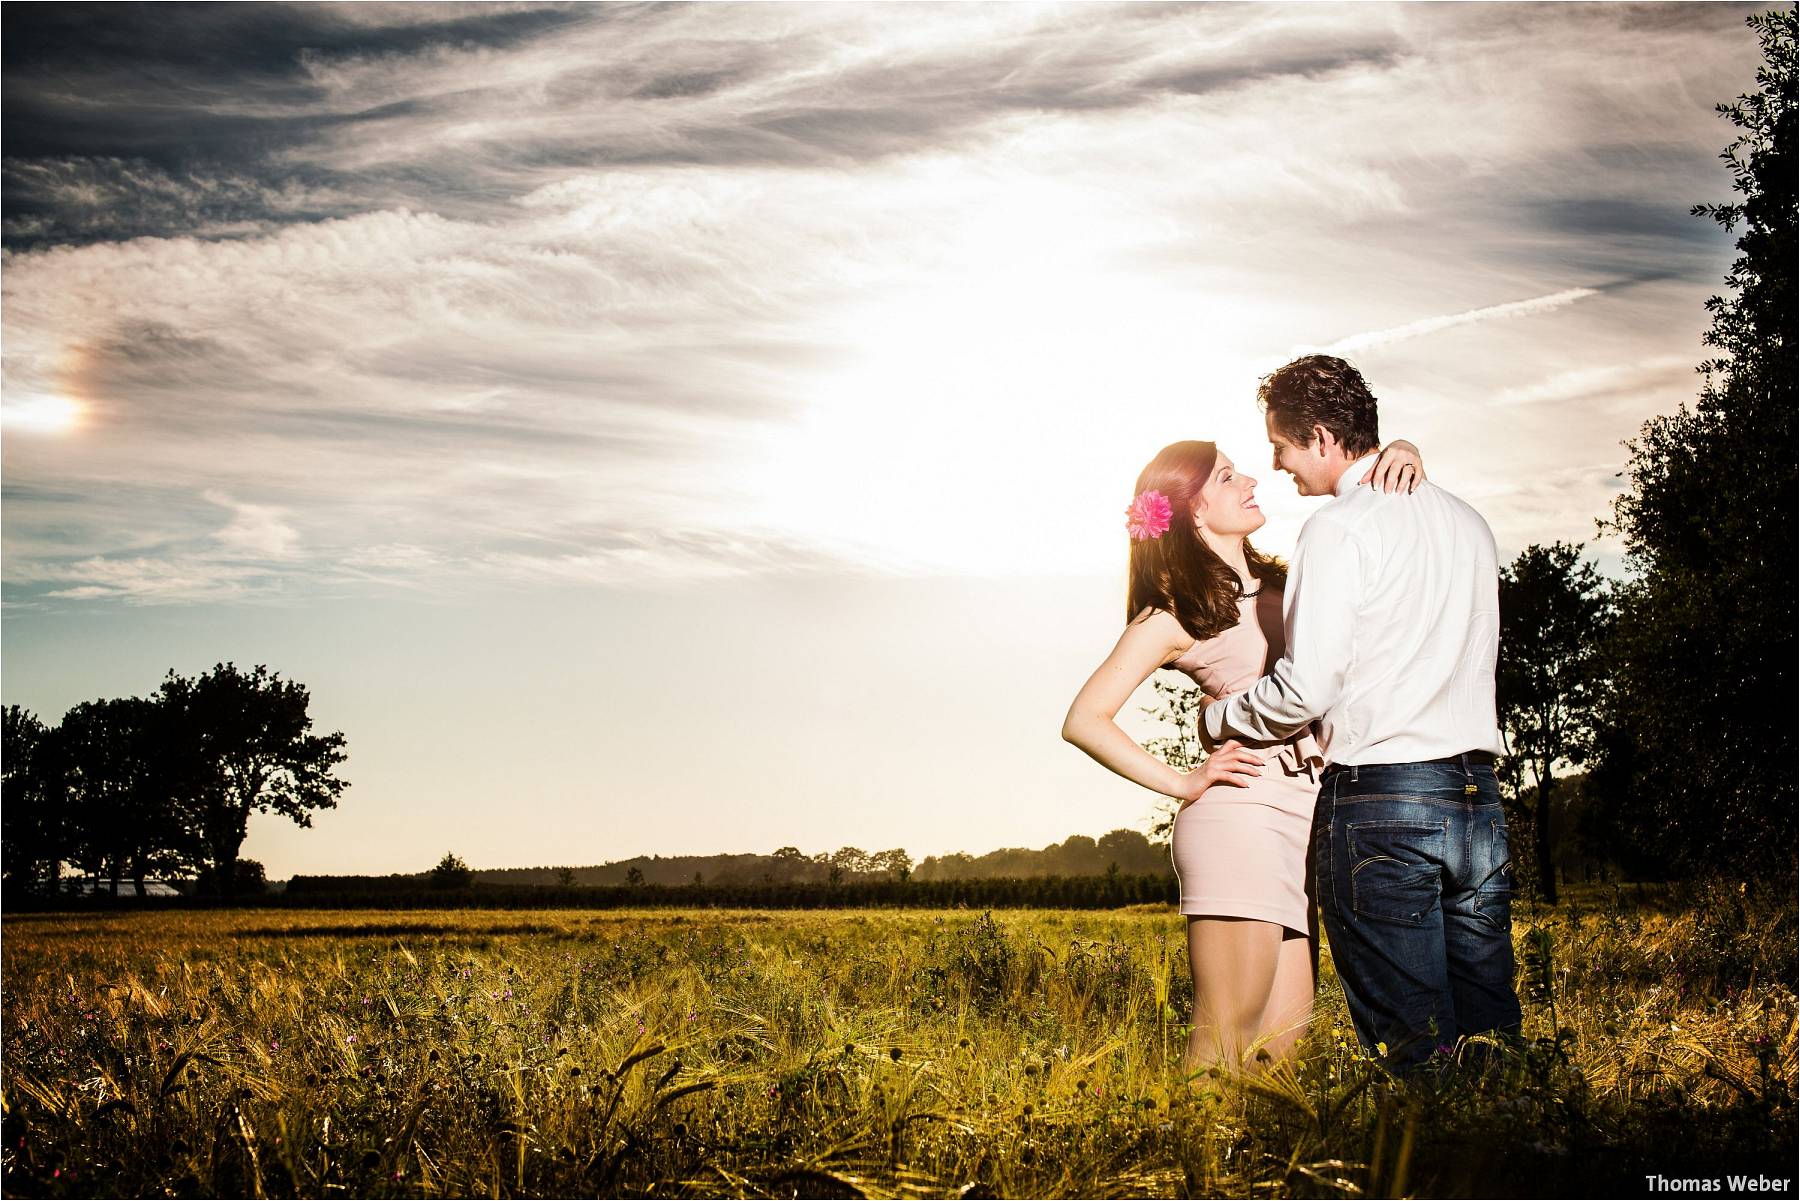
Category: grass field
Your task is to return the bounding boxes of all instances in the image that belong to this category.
[2,884,1794,1198]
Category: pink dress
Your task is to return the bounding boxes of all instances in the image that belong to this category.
[1167,584,1322,935]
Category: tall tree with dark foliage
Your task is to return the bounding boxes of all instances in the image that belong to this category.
[2,706,64,895]
[55,697,197,896]
[158,663,349,897]
[1498,543,1612,902]
[1594,9,1796,879]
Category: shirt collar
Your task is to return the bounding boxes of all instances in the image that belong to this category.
[1334,454,1380,497]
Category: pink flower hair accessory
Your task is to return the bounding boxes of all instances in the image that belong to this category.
[1125,489,1173,542]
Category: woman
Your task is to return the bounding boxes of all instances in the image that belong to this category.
[1061,438,1422,1072]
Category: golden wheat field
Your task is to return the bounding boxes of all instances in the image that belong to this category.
[2,885,1794,1199]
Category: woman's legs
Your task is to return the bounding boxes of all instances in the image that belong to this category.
[1185,916,1278,1070]
[1255,928,1316,1062]
[1184,917,1315,1072]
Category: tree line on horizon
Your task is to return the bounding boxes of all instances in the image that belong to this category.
[235,872,1184,912]
[284,828,1175,895]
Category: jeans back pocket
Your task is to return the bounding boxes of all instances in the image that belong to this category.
[1347,819,1447,926]
[1472,816,1513,930]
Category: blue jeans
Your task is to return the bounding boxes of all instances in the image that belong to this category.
[1314,756,1523,1072]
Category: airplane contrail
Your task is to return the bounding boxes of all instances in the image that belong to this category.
[1310,286,1602,356]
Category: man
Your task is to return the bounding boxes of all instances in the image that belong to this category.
[1200,354,1522,1072]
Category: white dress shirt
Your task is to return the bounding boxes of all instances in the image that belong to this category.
[1202,454,1505,766]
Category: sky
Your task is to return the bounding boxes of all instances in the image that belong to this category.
[0,2,1764,878]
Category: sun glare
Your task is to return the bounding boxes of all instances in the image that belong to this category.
[3,392,82,435]
[753,175,1279,578]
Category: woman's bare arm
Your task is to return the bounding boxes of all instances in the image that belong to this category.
[1061,608,1262,801]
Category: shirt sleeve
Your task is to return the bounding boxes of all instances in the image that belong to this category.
[1203,511,1365,746]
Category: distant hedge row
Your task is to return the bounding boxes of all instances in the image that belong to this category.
[7,872,1179,912]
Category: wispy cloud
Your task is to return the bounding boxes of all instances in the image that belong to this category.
[1491,355,1694,409]
[206,491,300,559]
[1,157,363,244]
[1,3,1756,604]
[20,556,285,605]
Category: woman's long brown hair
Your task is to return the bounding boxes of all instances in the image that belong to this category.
[1125,441,1286,642]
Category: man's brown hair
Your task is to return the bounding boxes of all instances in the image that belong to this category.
[1257,355,1380,458]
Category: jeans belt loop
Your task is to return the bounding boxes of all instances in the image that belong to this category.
[1348,764,1359,784]
[1461,752,1476,794]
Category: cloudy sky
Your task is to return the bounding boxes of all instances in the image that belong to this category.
[1,2,1762,877]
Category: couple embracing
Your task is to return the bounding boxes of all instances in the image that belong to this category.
[1063,354,1522,1075]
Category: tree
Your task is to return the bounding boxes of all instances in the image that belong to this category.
[431,852,473,890]
[872,848,914,882]
[53,702,125,888]
[625,865,646,887]
[829,846,872,880]
[2,707,65,894]
[768,846,810,882]
[1497,543,1612,902]
[1097,828,1161,875]
[912,851,975,882]
[1595,9,1796,878]
[1139,676,1204,845]
[158,663,349,897]
[556,866,577,887]
[231,859,269,896]
[57,697,195,896]
[1051,835,1101,876]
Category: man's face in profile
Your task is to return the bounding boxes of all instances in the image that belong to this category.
[1265,411,1333,497]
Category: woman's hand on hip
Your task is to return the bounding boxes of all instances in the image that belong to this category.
[1177,740,1263,807]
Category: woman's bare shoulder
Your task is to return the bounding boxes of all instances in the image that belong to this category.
[1128,606,1199,666]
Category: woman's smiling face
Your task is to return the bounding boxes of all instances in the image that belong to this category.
[1194,452,1264,539]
